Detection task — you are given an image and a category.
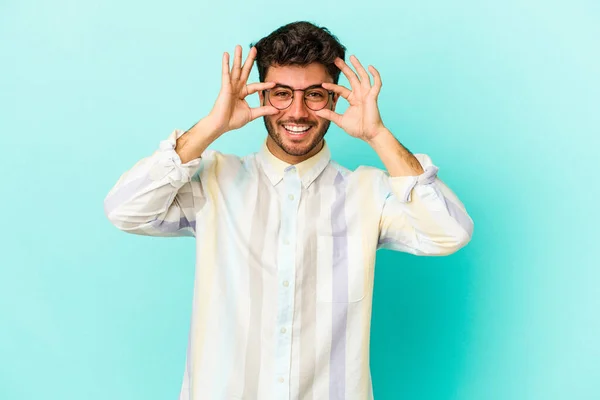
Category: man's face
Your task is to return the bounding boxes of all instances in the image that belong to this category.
[259,63,338,164]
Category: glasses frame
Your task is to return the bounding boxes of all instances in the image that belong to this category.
[262,84,335,111]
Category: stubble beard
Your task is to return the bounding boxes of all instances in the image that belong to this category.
[263,116,331,157]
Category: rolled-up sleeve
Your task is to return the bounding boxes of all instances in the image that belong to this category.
[377,153,474,255]
[103,129,210,237]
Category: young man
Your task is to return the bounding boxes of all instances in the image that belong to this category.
[104,21,473,400]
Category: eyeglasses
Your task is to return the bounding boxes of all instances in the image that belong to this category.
[263,84,334,111]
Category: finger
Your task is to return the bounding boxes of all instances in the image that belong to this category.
[334,57,361,91]
[231,45,243,81]
[350,55,371,89]
[315,108,343,126]
[244,81,276,97]
[369,65,382,96]
[321,82,351,100]
[221,52,230,87]
[249,105,280,121]
[240,46,257,83]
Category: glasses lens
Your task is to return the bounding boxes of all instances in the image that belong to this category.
[305,88,330,111]
[267,87,330,110]
[268,87,293,109]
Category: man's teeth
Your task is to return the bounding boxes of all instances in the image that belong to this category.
[283,125,311,133]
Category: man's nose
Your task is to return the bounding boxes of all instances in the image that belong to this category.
[287,93,310,119]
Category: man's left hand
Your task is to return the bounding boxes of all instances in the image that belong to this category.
[315,55,386,142]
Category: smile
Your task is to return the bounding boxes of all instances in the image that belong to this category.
[282,124,312,136]
[283,124,311,132]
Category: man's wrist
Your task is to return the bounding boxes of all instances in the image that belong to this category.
[175,117,222,163]
[365,126,393,149]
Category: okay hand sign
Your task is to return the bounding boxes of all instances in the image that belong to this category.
[208,45,279,136]
[315,56,385,141]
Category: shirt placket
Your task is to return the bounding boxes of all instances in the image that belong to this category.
[273,165,301,400]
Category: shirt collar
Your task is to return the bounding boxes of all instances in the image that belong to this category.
[256,139,331,188]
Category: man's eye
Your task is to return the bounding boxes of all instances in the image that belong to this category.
[307,92,325,99]
[274,91,291,97]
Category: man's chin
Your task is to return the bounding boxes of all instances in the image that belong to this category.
[264,118,327,158]
[281,144,314,157]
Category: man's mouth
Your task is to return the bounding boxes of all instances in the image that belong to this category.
[282,124,313,138]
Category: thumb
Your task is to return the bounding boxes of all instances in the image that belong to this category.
[249,106,280,121]
[315,109,343,126]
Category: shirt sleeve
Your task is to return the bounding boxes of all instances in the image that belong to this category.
[103,128,213,238]
[377,153,474,255]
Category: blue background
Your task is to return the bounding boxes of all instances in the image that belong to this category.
[1,0,598,399]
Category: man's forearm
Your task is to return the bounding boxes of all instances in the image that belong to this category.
[366,127,424,177]
[175,117,222,164]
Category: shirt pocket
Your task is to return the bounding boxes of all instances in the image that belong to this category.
[316,234,367,303]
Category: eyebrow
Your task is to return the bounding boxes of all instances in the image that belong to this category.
[272,83,324,91]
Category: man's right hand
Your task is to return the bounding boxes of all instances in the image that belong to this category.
[175,45,280,163]
[207,45,280,136]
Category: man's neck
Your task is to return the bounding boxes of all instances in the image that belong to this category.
[265,137,324,165]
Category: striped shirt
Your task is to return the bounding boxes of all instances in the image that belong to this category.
[104,128,474,400]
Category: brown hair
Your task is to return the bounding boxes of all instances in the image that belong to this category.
[250,21,346,84]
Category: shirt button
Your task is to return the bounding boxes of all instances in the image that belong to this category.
[288,194,294,200]
[283,280,289,287]
[283,239,289,245]
[280,327,287,333]
[278,377,284,383]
